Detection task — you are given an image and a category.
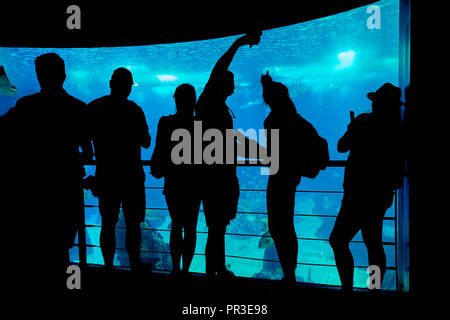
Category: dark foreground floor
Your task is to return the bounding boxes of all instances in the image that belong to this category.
[49,265,413,318]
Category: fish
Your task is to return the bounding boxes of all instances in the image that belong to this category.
[0,65,17,96]
[258,231,274,249]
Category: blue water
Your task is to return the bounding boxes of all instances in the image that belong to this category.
[0,0,400,289]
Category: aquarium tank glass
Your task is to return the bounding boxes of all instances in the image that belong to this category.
[0,0,401,290]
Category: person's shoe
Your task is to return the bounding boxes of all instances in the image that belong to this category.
[280,276,296,289]
[179,270,191,281]
[170,270,181,279]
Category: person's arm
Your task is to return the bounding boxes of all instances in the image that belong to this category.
[79,140,93,163]
[141,129,151,149]
[79,104,94,162]
[337,123,353,153]
[137,106,151,149]
[234,130,266,160]
[149,117,168,179]
[209,32,261,80]
[78,103,94,164]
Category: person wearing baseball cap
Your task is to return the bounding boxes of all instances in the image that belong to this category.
[88,67,151,272]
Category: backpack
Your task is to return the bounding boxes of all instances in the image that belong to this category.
[296,115,330,179]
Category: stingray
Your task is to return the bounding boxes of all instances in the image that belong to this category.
[0,65,17,96]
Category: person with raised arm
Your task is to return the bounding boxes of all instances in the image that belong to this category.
[196,32,261,279]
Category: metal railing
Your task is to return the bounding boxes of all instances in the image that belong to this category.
[74,160,399,290]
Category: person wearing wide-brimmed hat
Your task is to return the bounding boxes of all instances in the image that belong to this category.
[329,83,405,293]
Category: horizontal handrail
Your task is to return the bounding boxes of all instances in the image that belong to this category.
[84,204,396,220]
[144,186,346,193]
[83,159,347,167]
[78,160,398,290]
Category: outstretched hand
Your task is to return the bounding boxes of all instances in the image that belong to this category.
[261,70,272,86]
[236,31,262,48]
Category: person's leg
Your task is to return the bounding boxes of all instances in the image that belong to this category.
[203,196,218,277]
[99,192,120,269]
[204,226,214,277]
[268,219,298,280]
[181,197,201,273]
[205,222,226,275]
[267,180,298,281]
[213,223,228,275]
[279,222,298,281]
[124,218,141,271]
[329,197,362,292]
[166,192,183,273]
[361,211,386,289]
[122,184,145,271]
[203,179,235,278]
[170,223,183,273]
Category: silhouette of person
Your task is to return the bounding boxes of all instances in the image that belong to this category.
[150,84,201,278]
[261,71,320,284]
[195,32,261,279]
[0,53,93,292]
[88,68,150,271]
[329,83,404,292]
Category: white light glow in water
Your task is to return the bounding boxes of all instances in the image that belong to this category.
[334,50,356,70]
[156,74,178,82]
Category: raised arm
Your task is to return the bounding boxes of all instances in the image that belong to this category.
[209,32,262,80]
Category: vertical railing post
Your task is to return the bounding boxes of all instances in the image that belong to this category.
[397,0,411,293]
[394,189,398,291]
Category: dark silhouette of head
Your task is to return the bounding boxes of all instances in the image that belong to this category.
[110,67,133,99]
[174,83,196,116]
[367,83,403,119]
[261,71,294,113]
[35,53,66,91]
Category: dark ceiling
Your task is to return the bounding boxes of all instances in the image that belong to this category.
[1,1,377,47]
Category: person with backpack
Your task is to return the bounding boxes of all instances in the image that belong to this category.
[329,83,404,293]
[261,72,329,284]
